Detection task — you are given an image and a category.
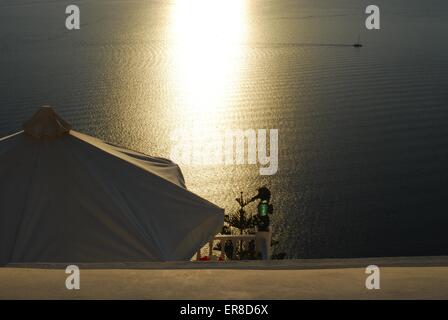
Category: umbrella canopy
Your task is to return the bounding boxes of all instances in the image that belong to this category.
[0,106,223,264]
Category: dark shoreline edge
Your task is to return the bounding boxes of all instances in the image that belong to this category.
[4,256,448,270]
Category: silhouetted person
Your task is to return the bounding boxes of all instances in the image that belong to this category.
[250,187,273,232]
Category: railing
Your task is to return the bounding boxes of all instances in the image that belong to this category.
[196,227,272,261]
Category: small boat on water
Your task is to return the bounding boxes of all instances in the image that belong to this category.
[353,35,363,47]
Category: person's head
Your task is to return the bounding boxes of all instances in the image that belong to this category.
[255,186,271,202]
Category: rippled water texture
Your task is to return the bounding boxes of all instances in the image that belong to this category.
[1,0,447,258]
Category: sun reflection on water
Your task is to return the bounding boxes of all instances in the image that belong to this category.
[168,0,248,129]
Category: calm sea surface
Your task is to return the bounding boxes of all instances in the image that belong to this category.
[1,0,447,258]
